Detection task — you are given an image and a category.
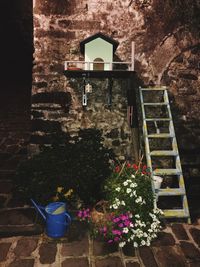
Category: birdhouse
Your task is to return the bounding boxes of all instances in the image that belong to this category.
[80,32,119,71]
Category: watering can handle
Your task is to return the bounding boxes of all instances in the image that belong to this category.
[65,212,71,224]
[31,199,46,220]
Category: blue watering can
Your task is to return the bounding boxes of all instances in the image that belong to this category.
[31,199,71,238]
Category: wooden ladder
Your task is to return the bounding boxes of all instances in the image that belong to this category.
[139,86,191,223]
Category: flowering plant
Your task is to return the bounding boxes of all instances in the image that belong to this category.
[77,161,163,248]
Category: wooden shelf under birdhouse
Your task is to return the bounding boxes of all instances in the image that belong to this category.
[64,69,136,79]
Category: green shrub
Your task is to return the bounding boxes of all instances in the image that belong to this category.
[14,129,115,206]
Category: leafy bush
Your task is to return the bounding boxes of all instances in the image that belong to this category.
[14,129,115,206]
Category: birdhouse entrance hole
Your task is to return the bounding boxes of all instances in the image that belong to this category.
[93,58,104,70]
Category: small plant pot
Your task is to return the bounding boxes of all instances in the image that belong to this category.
[153,176,163,190]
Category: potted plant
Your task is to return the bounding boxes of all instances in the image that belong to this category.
[77,161,163,248]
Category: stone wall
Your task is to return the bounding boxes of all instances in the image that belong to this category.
[32,0,200,217]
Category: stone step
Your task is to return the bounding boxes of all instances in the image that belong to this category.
[0,170,16,180]
[0,207,44,237]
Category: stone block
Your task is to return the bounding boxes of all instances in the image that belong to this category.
[39,242,57,264]
[66,221,89,242]
[14,238,39,257]
[153,246,187,267]
[171,224,189,240]
[190,228,200,247]
[61,258,89,267]
[8,259,34,267]
[0,195,8,208]
[61,236,89,256]
[93,239,118,256]
[126,262,140,267]
[0,180,13,194]
[0,208,37,225]
[35,29,75,39]
[32,92,71,106]
[151,232,176,246]
[34,0,76,15]
[0,224,43,238]
[95,257,123,267]
[31,119,61,132]
[139,246,158,267]
[122,243,136,257]
[0,242,12,262]
[178,73,198,80]
[180,241,200,262]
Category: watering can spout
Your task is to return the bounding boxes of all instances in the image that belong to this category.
[31,199,46,220]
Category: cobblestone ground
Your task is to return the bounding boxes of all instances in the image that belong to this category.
[1,221,200,267]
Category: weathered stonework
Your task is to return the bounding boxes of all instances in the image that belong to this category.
[31,0,200,216]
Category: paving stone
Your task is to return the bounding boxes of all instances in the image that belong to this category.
[61,236,89,256]
[8,259,34,267]
[14,238,38,257]
[39,242,57,264]
[180,241,200,261]
[171,224,189,240]
[93,239,118,256]
[153,246,187,267]
[0,242,12,262]
[61,258,89,267]
[126,261,140,267]
[95,256,123,267]
[122,243,135,256]
[190,228,200,247]
[139,246,158,267]
[151,232,176,246]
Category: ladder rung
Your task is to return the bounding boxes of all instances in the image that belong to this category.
[147,133,173,138]
[145,118,171,121]
[143,103,168,106]
[162,209,189,218]
[141,88,167,91]
[153,169,181,175]
[158,188,185,196]
[150,150,178,156]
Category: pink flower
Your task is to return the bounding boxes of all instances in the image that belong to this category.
[112,229,122,236]
[118,223,124,228]
[108,239,113,243]
[113,217,120,223]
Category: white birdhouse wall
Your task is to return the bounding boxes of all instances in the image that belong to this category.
[85,38,113,70]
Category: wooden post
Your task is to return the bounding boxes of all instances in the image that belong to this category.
[131,41,135,71]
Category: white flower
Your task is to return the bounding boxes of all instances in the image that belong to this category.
[141,240,146,246]
[130,182,137,188]
[112,204,118,209]
[116,187,121,192]
[135,196,142,203]
[133,242,138,247]
[123,181,128,186]
[123,227,129,233]
[126,188,132,194]
[135,214,140,218]
[119,241,126,247]
[131,174,135,178]
[121,201,125,206]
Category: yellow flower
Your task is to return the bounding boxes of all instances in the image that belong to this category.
[57,187,64,193]
[64,189,73,198]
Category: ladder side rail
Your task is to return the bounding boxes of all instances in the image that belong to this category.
[139,87,155,195]
[164,89,191,223]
